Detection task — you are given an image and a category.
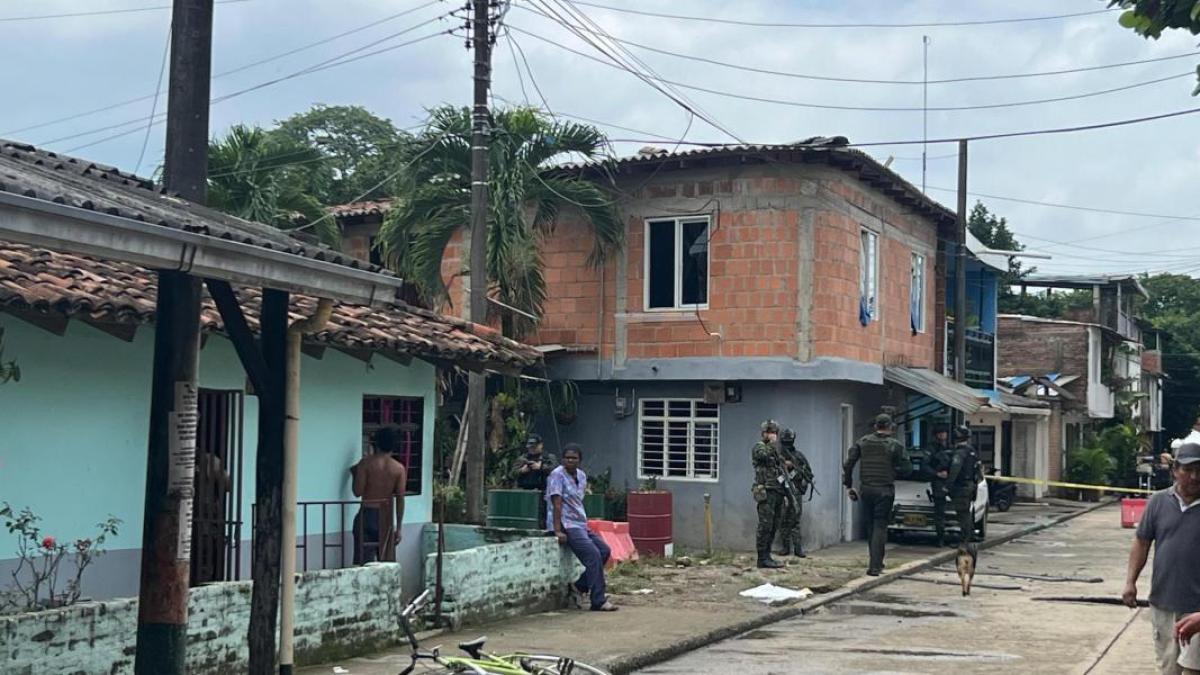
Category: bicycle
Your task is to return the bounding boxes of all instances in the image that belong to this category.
[397,589,610,675]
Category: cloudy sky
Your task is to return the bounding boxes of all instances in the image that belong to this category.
[2,0,1198,276]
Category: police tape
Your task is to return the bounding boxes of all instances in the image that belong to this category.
[990,474,1153,495]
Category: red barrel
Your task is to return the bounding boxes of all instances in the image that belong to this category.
[1121,497,1148,529]
[627,490,673,556]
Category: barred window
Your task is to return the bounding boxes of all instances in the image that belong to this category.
[638,399,720,481]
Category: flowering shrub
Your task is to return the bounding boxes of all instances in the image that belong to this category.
[0,502,120,613]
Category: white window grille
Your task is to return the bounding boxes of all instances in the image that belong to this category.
[638,399,720,481]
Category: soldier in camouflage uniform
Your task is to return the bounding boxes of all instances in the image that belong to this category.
[751,420,786,569]
[946,425,982,544]
[777,428,811,558]
[843,413,911,576]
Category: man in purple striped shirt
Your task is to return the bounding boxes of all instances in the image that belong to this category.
[546,443,617,612]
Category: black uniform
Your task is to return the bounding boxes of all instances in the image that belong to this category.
[928,438,953,546]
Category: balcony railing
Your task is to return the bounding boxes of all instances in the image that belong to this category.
[946,323,996,391]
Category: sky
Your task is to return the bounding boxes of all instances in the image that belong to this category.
[1,0,1199,277]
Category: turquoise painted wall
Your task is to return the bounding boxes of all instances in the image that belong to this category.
[0,314,435,557]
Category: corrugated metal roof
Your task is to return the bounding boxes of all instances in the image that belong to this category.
[1020,273,1148,298]
[884,365,988,414]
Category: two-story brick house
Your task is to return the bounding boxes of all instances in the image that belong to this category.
[524,144,989,552]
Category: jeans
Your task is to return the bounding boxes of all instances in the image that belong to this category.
[860,486,895,573]
[564,528,611,609]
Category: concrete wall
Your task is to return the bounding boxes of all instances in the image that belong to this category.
[423,527,580,628]
[0,315,435,600]
[0,563,401,674]
[543,379,889,552]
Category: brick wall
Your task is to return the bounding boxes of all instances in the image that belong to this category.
[425,532,581,629]
[997,316,1090,410]
[529,165,940,367]
[0,563,401,674]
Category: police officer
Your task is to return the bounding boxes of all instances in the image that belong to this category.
[945,425,981,544]
[843,413,911,576]
[777,428,811,558]
[751,420,786,569]
[928,424,953,548]
[512,434,556,491]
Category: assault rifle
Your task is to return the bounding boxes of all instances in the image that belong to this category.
[772,443,804,507]
[781,442,820,501]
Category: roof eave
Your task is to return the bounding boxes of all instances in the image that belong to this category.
[0,191,405,307]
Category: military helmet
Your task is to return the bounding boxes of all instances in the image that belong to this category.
[761,419,780,433]
[525,433,543,448]
[780,428,796,444]
[954,424,972,441]
[873,413,893,429]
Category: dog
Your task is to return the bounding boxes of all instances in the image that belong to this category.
[956,543,978,596]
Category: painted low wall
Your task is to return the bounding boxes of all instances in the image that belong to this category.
[0,563,401,674]
[422,525,581,628]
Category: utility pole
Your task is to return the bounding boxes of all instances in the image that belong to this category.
[465,0,493,523]
[133,1,212,672]
[922,35,930,194]
[954,139,969,403]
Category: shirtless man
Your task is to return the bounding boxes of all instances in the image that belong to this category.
[350,426,407,564]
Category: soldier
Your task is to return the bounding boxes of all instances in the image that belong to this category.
[777,428,811,558]
[843,413,911,576]
[928,423,953,548]
[512,434,556,492]
[945,424,982,544]
[751,420,786,569]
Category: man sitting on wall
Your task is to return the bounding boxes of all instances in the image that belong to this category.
[547,443,617,612]
[350,426,407,564]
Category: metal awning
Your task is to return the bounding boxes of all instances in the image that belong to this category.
[884,365,988,414]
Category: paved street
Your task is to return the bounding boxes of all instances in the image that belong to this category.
[638,504,1154,675]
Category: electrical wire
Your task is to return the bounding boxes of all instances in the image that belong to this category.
[513,4,1199,86]
[134,29,172,176]
[508,24,1195,113]
[925,185,1200,222]
[0,0,250,23]
[563,0,1120,29]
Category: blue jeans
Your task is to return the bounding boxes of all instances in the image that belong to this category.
[564,528,610,609]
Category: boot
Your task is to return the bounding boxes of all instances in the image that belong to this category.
[793,544,807,558]
[777,537,791,557]
[757,551,784,569]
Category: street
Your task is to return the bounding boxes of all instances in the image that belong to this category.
[638,504,1155,675]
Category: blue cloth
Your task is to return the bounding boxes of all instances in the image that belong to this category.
[545,466,589,531]
[859,294,872,326]
[566,527,611,610]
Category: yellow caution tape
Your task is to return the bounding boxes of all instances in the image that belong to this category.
[990,474,1154,496]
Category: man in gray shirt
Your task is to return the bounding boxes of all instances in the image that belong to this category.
[1124,442,1200,674]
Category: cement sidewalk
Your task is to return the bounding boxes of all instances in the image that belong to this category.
[302,499,1110,675]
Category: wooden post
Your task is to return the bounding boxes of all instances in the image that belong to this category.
[133,2,212,672]
[248,289,289,674]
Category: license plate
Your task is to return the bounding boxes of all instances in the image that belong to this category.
[902,514,928,527]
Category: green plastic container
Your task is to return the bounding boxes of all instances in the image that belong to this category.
[486,489,541,530]
[584,493,606,520]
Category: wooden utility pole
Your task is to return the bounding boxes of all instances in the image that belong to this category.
[133,1,212,672]
[954,139,969,399]
[465,0,493,523]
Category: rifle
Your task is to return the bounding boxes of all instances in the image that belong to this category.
[772,444,804,508]
[783,443,820,501]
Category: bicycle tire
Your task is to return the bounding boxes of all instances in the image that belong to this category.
[513,654,611,675]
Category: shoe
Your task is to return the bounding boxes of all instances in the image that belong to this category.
[590,601,618,612]
[793,548,807,558]
[757,556,784,569]
[866,569,882,577]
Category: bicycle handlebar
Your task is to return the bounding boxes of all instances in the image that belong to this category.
[402,588,433,619]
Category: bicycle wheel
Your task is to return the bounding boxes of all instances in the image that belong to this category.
[513,654,610,675]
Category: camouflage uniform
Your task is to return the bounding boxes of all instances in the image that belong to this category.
[752,421,786,567]
[843,415,911,575]
[777,431,811,557]
[946,432,981,544]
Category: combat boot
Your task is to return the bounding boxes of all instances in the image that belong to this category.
[776,536,791,557]
[793,544,807,558]
[757,551,784,569]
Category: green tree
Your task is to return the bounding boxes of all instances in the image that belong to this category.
[968,201,1043,314]
[1140,273,1200,435]
[274,105,410,205]
[378,106,623,338]
[1108,0,1200,94]
[207,124,338,244]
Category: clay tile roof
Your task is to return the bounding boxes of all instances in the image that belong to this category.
[0,139,392,277]
[330,199,395,219]
[0,242,540,373]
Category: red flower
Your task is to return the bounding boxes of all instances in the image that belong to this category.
[41,536,56,550]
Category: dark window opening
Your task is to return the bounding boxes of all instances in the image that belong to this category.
[646,217,709,309]
[362,395,424,495]
[368,235,383,267]
[647,220,676,309]
[971,427,997,472]
[681,219,708,306]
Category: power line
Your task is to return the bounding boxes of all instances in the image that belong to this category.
[513,4,1199,86]
[563,1,1120,29]
[926,185,1200,222]
[134,29,172,176]
[507,24,1195,113]
[0,0,250,23]
[1,0,446,137]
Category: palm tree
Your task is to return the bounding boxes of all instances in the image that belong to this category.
[207,124,339,245]
[378,106,622,338]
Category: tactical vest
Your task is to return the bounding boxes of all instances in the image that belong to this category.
[952,443,981,494]
[857,434,899,489]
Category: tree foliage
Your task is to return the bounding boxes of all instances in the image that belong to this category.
[1139,274,1200,435]
[1108,0,1200,94]
[967,201,1045,314]
[378,106,623,338]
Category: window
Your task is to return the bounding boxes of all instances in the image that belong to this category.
[910,252,926,333]
[644,216,710,310]
[362,396,424,495]
[367,235,383,267]
[638,399,719,480]
[859,229,878,324]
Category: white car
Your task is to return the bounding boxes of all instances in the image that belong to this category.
[888,477,989,543]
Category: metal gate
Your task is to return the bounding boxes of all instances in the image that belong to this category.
[192,389,244,584]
